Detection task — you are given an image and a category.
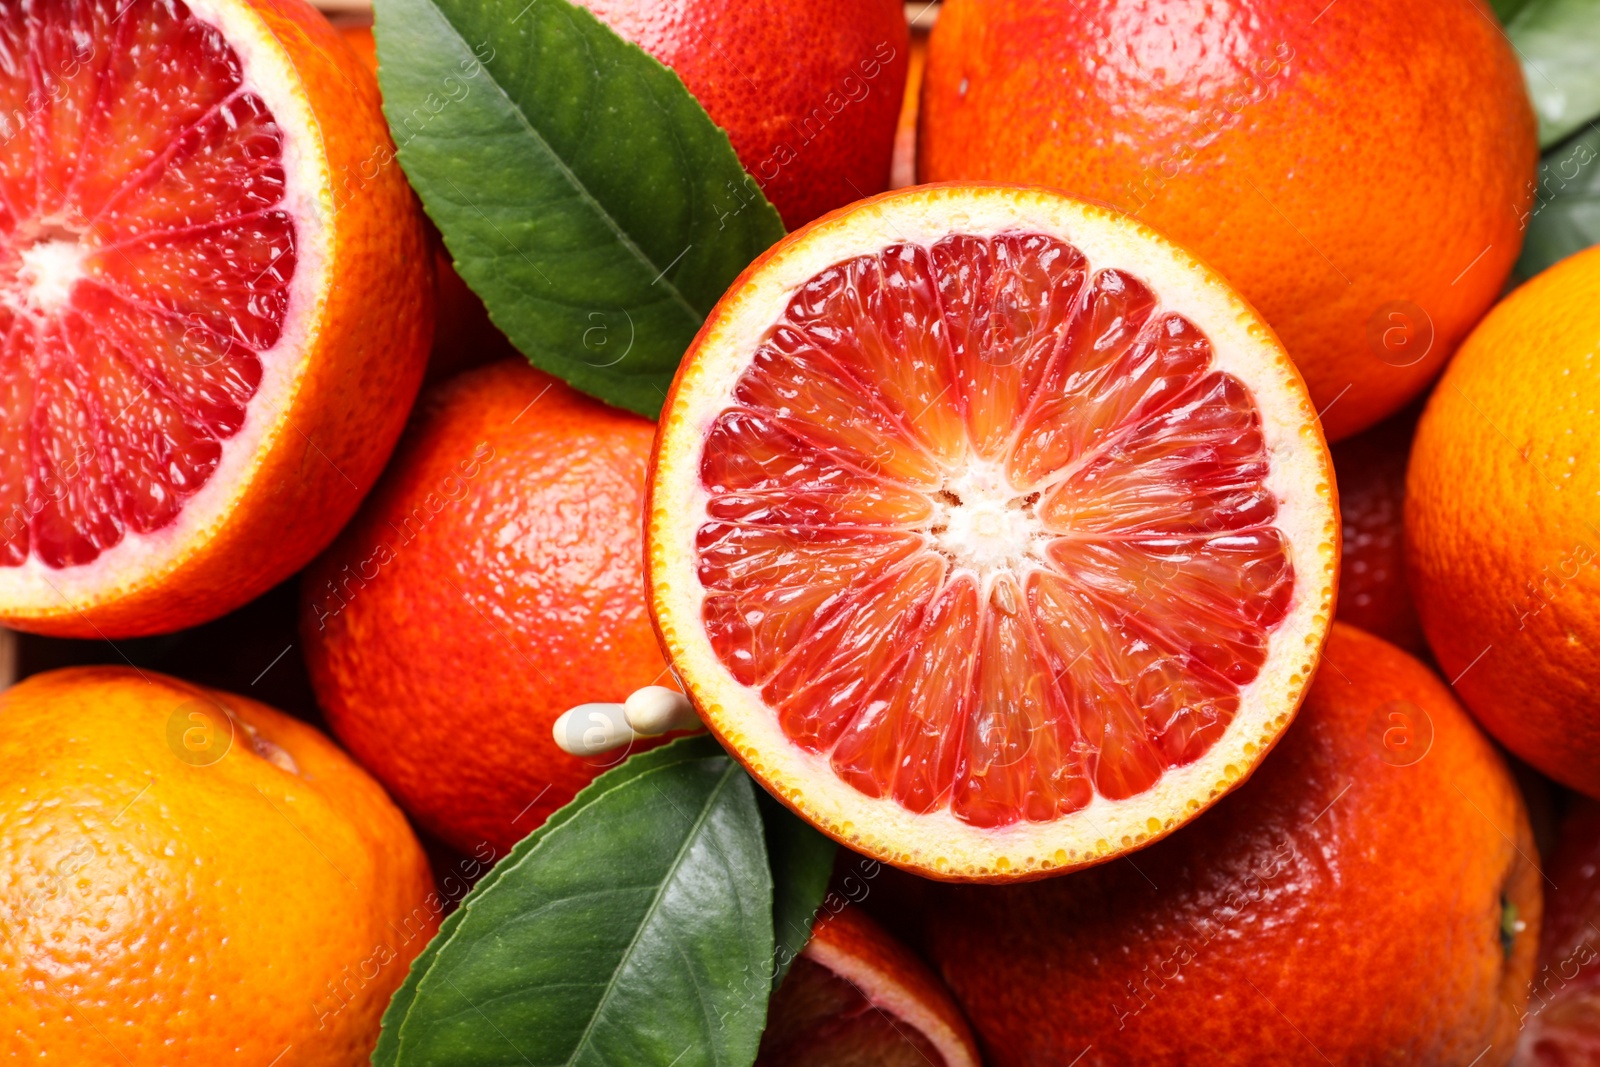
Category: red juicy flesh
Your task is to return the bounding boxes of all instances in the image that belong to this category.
[0,0,293,568]
[753,954,948,1067]
[696,234,1296,827]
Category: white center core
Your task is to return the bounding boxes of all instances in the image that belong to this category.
[17,239,86,313]
[931,464,1047,574]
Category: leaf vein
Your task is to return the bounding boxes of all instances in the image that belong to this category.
[426,5,704,326]
[563,760,745,1067]
[387,743,724,1060]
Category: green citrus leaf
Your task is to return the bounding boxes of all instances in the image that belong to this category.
[1514,124,1600,280]
[759,792,836,990]
[372,0,785,417]
[380,735,773,1067]
[371,739,711,1066]
[1505,0,1600,147]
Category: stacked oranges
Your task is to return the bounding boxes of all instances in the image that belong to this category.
[0,0,1597,1064]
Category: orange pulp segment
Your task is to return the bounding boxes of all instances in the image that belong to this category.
[696,233,1293,828]
[0,0,292,568]
[649,186,1337,880]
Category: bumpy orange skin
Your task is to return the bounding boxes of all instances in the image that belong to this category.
[1407,245,1600,798]
[1331,406,1426,655]
[919,624,1540,1067]
[919,0,1536,441]
[0,667,437,1065]
[16,0,434,638]
[300,360,668,856]
[577,0,909,230]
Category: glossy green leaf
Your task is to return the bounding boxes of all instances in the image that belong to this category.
[1505,0,1600,146]
[373,0,785,417]
[1494,0,1533,21]
[759,792,837,989]
[1514,125,1600,279]
[378,735,774,1067]
[372,741,683,1067]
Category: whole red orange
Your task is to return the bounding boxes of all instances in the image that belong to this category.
[1405,245,1600,800]
[918,624,1541,1066]
[301,360,668,855]
[577,0,909,229]
[919,0,1536,440]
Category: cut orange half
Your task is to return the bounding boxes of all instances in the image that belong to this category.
[648,185,1338,881]
[0,0,431,637]
[756,905,979,1067]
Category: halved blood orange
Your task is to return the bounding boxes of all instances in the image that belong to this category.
[756,904,979,1067]
[648,185,1338,881]
[0,0,432,637]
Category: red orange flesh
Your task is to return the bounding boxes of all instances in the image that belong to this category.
[696,236,1295,826]
[650,185,1337,880]
[0,0,432,636]
[0,0,293,567]
[757,905,979,1067]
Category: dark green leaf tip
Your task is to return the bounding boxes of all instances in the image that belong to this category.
[374,0,784,417]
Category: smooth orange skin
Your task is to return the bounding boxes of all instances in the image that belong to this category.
[300,360,668,856]
[1331,405,1426,655]
[576,0,909,230]
[919,624,1540,1067]
[919,0,1536,441]
[1407,244,1600,798]
[0,667,437,1065]
[12,0,434,639]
